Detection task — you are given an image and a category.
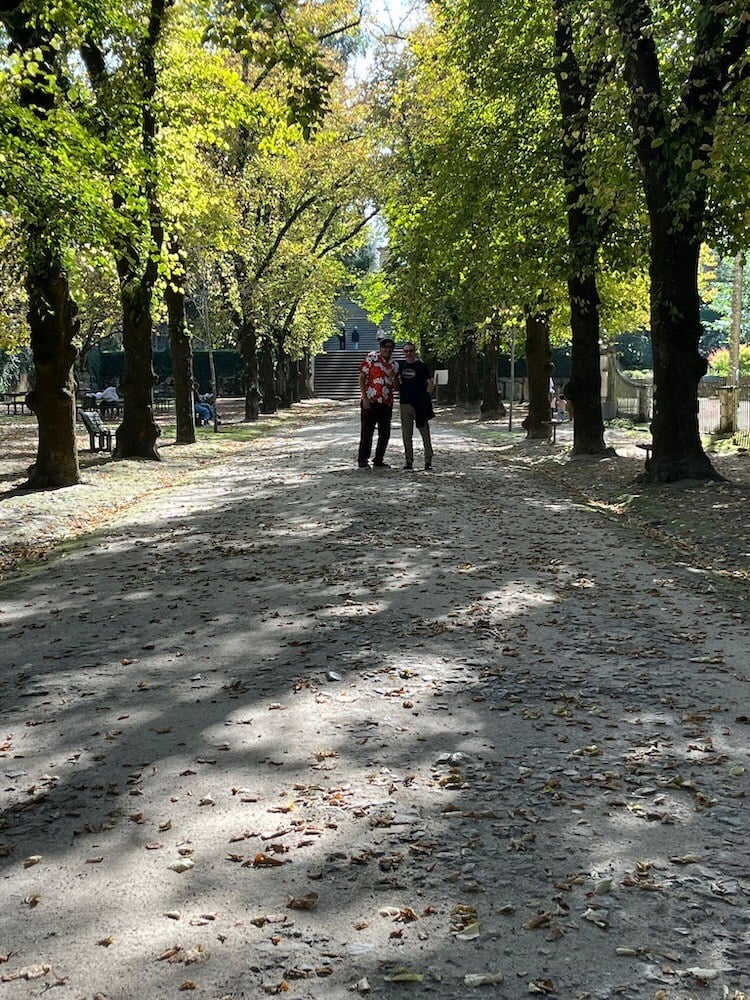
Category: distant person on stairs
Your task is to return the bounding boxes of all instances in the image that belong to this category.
[357,337,398,469]
[338,324,346,351]
[351,326,360,351]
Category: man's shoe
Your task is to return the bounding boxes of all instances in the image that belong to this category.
[424,462,432,470]
[403,462,413,470]
[358,461,370,468]
[372,461,390,468]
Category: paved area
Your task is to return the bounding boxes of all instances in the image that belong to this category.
[1,406,748,999]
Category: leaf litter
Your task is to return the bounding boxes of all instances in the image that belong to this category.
[1,406,749,997]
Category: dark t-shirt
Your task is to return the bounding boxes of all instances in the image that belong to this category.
[397,360,432,406]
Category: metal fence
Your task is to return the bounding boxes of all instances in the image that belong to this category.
[610,369,750,438]
[499,366,750,441]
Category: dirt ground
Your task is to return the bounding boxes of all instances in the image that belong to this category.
[0,402,748,1000]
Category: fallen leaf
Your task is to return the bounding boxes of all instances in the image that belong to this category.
[249,852,288,868]
[287,892,318,910]
[581,907,609,928]
[23,855,42,868]
[168,858,195,873]
[455,922,480,940]
[523,912,554,930]
[464,972,505,985]
[682,967,719,981]
[2,964,52,982]
[383,969,424,983]
[97,936,115,947]
[528,979,555,994]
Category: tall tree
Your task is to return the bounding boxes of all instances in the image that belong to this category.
[610,0,750,481]
[82,0,172,460]
[553,1,609,454]
[0,2,83,487]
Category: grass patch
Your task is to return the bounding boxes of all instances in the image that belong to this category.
[705,434,744,455]
[160,423,268,444]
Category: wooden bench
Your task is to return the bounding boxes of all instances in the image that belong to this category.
[80,410,113,452]
[1,393,29,415]
[542,418,567,443]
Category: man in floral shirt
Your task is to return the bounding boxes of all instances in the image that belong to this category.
[357,337,398,468]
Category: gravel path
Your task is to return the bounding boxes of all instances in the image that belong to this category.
[1,406,748,1000]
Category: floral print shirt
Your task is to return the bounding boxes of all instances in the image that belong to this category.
[360,350,397,406]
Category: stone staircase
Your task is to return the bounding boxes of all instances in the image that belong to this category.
[313,349,404,400]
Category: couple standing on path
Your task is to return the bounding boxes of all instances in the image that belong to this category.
[357,338,434,470]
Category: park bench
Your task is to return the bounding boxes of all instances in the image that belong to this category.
[80,410,113,452]
[1,392,29,415]
[636,440,653,461]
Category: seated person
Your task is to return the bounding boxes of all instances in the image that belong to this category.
[194,389,221,425]
[195,401,213,424]
[95,384,122,415]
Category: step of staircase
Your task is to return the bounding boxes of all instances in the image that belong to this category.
[313,350,403,400]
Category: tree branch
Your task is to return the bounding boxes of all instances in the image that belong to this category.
[318,207,379,258]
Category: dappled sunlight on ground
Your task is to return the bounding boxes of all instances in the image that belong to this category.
[1,403,749,998]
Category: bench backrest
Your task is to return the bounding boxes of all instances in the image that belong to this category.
[81,410,106,433]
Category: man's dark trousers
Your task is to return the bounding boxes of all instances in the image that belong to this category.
[358,402,392,465]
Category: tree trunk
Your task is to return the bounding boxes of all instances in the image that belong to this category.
[165,251,196,445]
[647,231,716,481]
[447,355,461,404]
[115,276,160,460]
[464,337,480,404]
[298,350,314,399]
[522,309,552,439]
[453,336,479,407]
[240,324,260,421]
[231,259,260,422]
[275,337,292,408]
[259,339,277,414]
[480,338,505,419]
[566,272,610,454]
[729,252,744,385]
[25,245,81,489]
[290,361,301,404]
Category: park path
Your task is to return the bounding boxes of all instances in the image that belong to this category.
[1,406,748,1000]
